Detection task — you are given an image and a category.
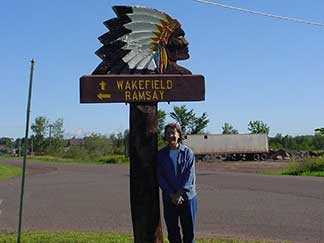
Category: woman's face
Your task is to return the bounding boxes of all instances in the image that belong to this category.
[166,127,180,148]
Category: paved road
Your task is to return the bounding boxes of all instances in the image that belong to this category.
[0,160,324,243]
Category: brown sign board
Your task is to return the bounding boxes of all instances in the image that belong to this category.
[80,75,205,103]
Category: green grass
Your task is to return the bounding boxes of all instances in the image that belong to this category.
[27,156,83,163]
[261,157,324,177]
[257,170,283,176]
[0,163,21,179]
[98,155,129,164]
[0,232,284,243]
[301,171,324,177]
[7,155,129,164]
[0,232,133,243]
[0,154,14,159]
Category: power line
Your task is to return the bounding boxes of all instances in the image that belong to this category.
[193,0,324,27]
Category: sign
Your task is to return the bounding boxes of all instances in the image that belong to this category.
[81,5,206,243]
[80,75,205,103]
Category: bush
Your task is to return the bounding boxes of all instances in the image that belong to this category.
[63,145,90,160]
[99,155,129,164]
[281,156,324,177]
[302,157,324,172]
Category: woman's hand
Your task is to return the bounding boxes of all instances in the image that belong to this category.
[171,192,184,205]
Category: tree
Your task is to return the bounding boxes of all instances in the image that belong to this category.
[51,118,64,139]
[31,116,48,137]
[84,133,112,157]
[158,109,167,136]
[269,133,284,150]
[313,134,324,150]
[31,116,49,153]
[0,137,14,148]
[109,131,128,155]
[14,138,24,156]
[169,105,209,134]
[248,120,270,135]
[315,127,324,136]
[47,118,65,154]
[189,112,209,134]
[157,110,167,149]
[170,105,195,134]
[222,123,238,134]
[30,116,65,154]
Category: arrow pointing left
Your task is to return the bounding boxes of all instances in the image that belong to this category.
[97,93,112,100]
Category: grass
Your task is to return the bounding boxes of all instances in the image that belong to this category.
[261,157,324,177]
[0,232,133,243]
[3,155,129,165]
[0,232,284,243]
[98,155,129,164]
[0,154,14,159]
[0,163,21,179]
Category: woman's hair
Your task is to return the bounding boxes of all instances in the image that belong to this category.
[163,123,183,143]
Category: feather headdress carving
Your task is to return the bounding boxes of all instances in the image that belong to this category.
[93,6,181,74]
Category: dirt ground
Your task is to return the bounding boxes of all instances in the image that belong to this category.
[196,160,290,173]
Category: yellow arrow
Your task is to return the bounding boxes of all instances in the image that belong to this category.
[97,93,111,100]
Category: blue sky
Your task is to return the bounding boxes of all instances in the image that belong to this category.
[1,0,323,138]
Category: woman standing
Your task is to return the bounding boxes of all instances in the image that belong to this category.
[157,123,197,243]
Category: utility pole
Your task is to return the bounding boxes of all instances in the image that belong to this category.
[17,59,35,243]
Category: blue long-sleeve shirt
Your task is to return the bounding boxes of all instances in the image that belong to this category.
[157,143,197,200]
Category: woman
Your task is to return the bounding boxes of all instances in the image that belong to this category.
[157,123,197,243]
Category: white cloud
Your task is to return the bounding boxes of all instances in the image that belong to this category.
[65,128,90,138]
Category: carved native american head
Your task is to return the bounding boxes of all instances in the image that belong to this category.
[93,6,191,75]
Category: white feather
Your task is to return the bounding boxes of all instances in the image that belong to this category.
[118,32,153,45]
[117,6,174,71]
[124,22,158,33]
[123,43,152,51]
[122,50,138,63]
[127,52,148,69]
[127,14,162,25]
[136,54,154,70]
[132,7,168,20]
[147,58,157,70]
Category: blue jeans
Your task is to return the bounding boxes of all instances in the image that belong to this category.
[163,195,197,243]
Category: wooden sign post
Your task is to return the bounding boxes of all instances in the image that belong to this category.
[80,6,205,243]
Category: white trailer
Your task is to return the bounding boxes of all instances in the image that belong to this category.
[183,134,269,161]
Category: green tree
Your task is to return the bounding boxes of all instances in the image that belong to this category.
[84,133,112,158]
[269,133,284,150]
[248,120,270,135]
[282,135,297,150]
[157,110,167,149]
[0,137,14,148]
[269,133,324,151]
[313,134,324,150]
[123,129,129,156]
[315,127,324,136]
[47,118,65,154]
[222,123,238,134]
[170,105,195,134]
[314,128,324,151]
[31,116,49,153]
[295,135,313,151]
[109,131,127,155]
[51,118,64,139]
[158,109,167,136]
[14,138,24,156]
[169,105,209,134]
[189,112,209,134]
